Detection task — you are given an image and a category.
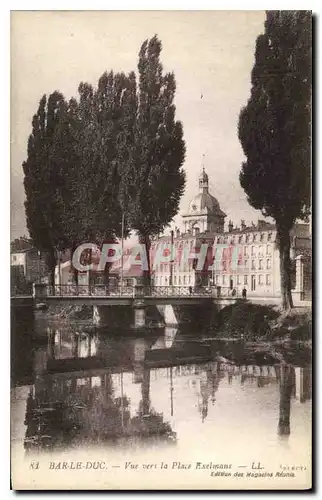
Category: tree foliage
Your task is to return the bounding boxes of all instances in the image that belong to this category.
[238,11,311,309]
[23,91,69,286]
[23,36,186,287]
[119,35,186,281]
[64,75,133,284]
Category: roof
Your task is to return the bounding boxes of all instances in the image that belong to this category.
[10,237,34,253]
[11,246,37,255]
[186,192,226,217]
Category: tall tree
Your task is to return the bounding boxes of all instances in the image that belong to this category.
[23,92,69,288]
[65,75,131,285]
[119,35,186,284]
[49,96,82,284]
[238,11,311,309]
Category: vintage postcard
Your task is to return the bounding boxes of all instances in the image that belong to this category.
[10,10,312,490]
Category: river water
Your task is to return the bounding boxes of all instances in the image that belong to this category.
[11,313,312,490]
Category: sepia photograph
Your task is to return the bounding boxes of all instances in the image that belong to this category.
[10,10,312,490]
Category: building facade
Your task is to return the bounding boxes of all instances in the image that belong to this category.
[11,247,47,285]
[150,169,311,299]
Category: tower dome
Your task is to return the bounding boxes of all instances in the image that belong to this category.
[182,166,226,234]
[188,191,222,215]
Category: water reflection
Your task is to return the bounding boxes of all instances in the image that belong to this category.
[11,321,312,457]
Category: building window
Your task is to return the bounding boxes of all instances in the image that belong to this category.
[183,275,186,285]
[160,263,164,273]
[267,259,271,269]
[165,276,168,285]
[251,260,256,270]
[266,274,271,285]
[259,245,264,256]
[267,245,272,255]
[268,233,272,241]
[244,246,248,256]
[260,233,265,242]
[188,275,191,284]
[174,276,177,285]
[179,276,182,285]
[155,276,158,285]
[222,275,226,285]
[244,259,248,269]
[251,246,256,256]
[237,275,241,285]
[244,275,248,285]
[259,260,263,270]
[259,274,263,285]
[246,235,250,243]
[253,234,257,242]
[238,236,243,244]
[159,277,162,286]
[215,275,220,285]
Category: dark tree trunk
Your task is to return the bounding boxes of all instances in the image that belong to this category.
[87,247,93,293]
[278,364,294,436]
[277,224,294,310]
[71,243,79,287]
[46,249,56,295]
[139,233,151,286]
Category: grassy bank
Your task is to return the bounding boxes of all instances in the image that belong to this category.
[216,302,311,343]
[40,304,93,321]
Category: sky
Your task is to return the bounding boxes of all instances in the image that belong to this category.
[10,10,266,240]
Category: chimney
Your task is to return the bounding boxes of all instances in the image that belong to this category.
[228,220,233,233]
[241,220,246,231]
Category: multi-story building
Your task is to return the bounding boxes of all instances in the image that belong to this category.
[150,169,311,300]
[11,238,47,285]
[45,169,311,302]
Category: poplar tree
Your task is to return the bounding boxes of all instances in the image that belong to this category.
[119,35,186,284]
[238,11,311,309]
[66,75,132,285]
[23,91,69,288]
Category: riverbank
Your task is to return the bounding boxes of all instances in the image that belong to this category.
[40,301,312,343]
[42,303,93,320]
[216,302,311,343]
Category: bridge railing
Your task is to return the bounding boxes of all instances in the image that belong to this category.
[143,286,240,298]
[11,283,33,297]
[31,283,241,299]
[41,284,134,297]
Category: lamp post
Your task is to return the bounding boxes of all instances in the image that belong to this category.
[169,230,174,287]
[37,250,41,284]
